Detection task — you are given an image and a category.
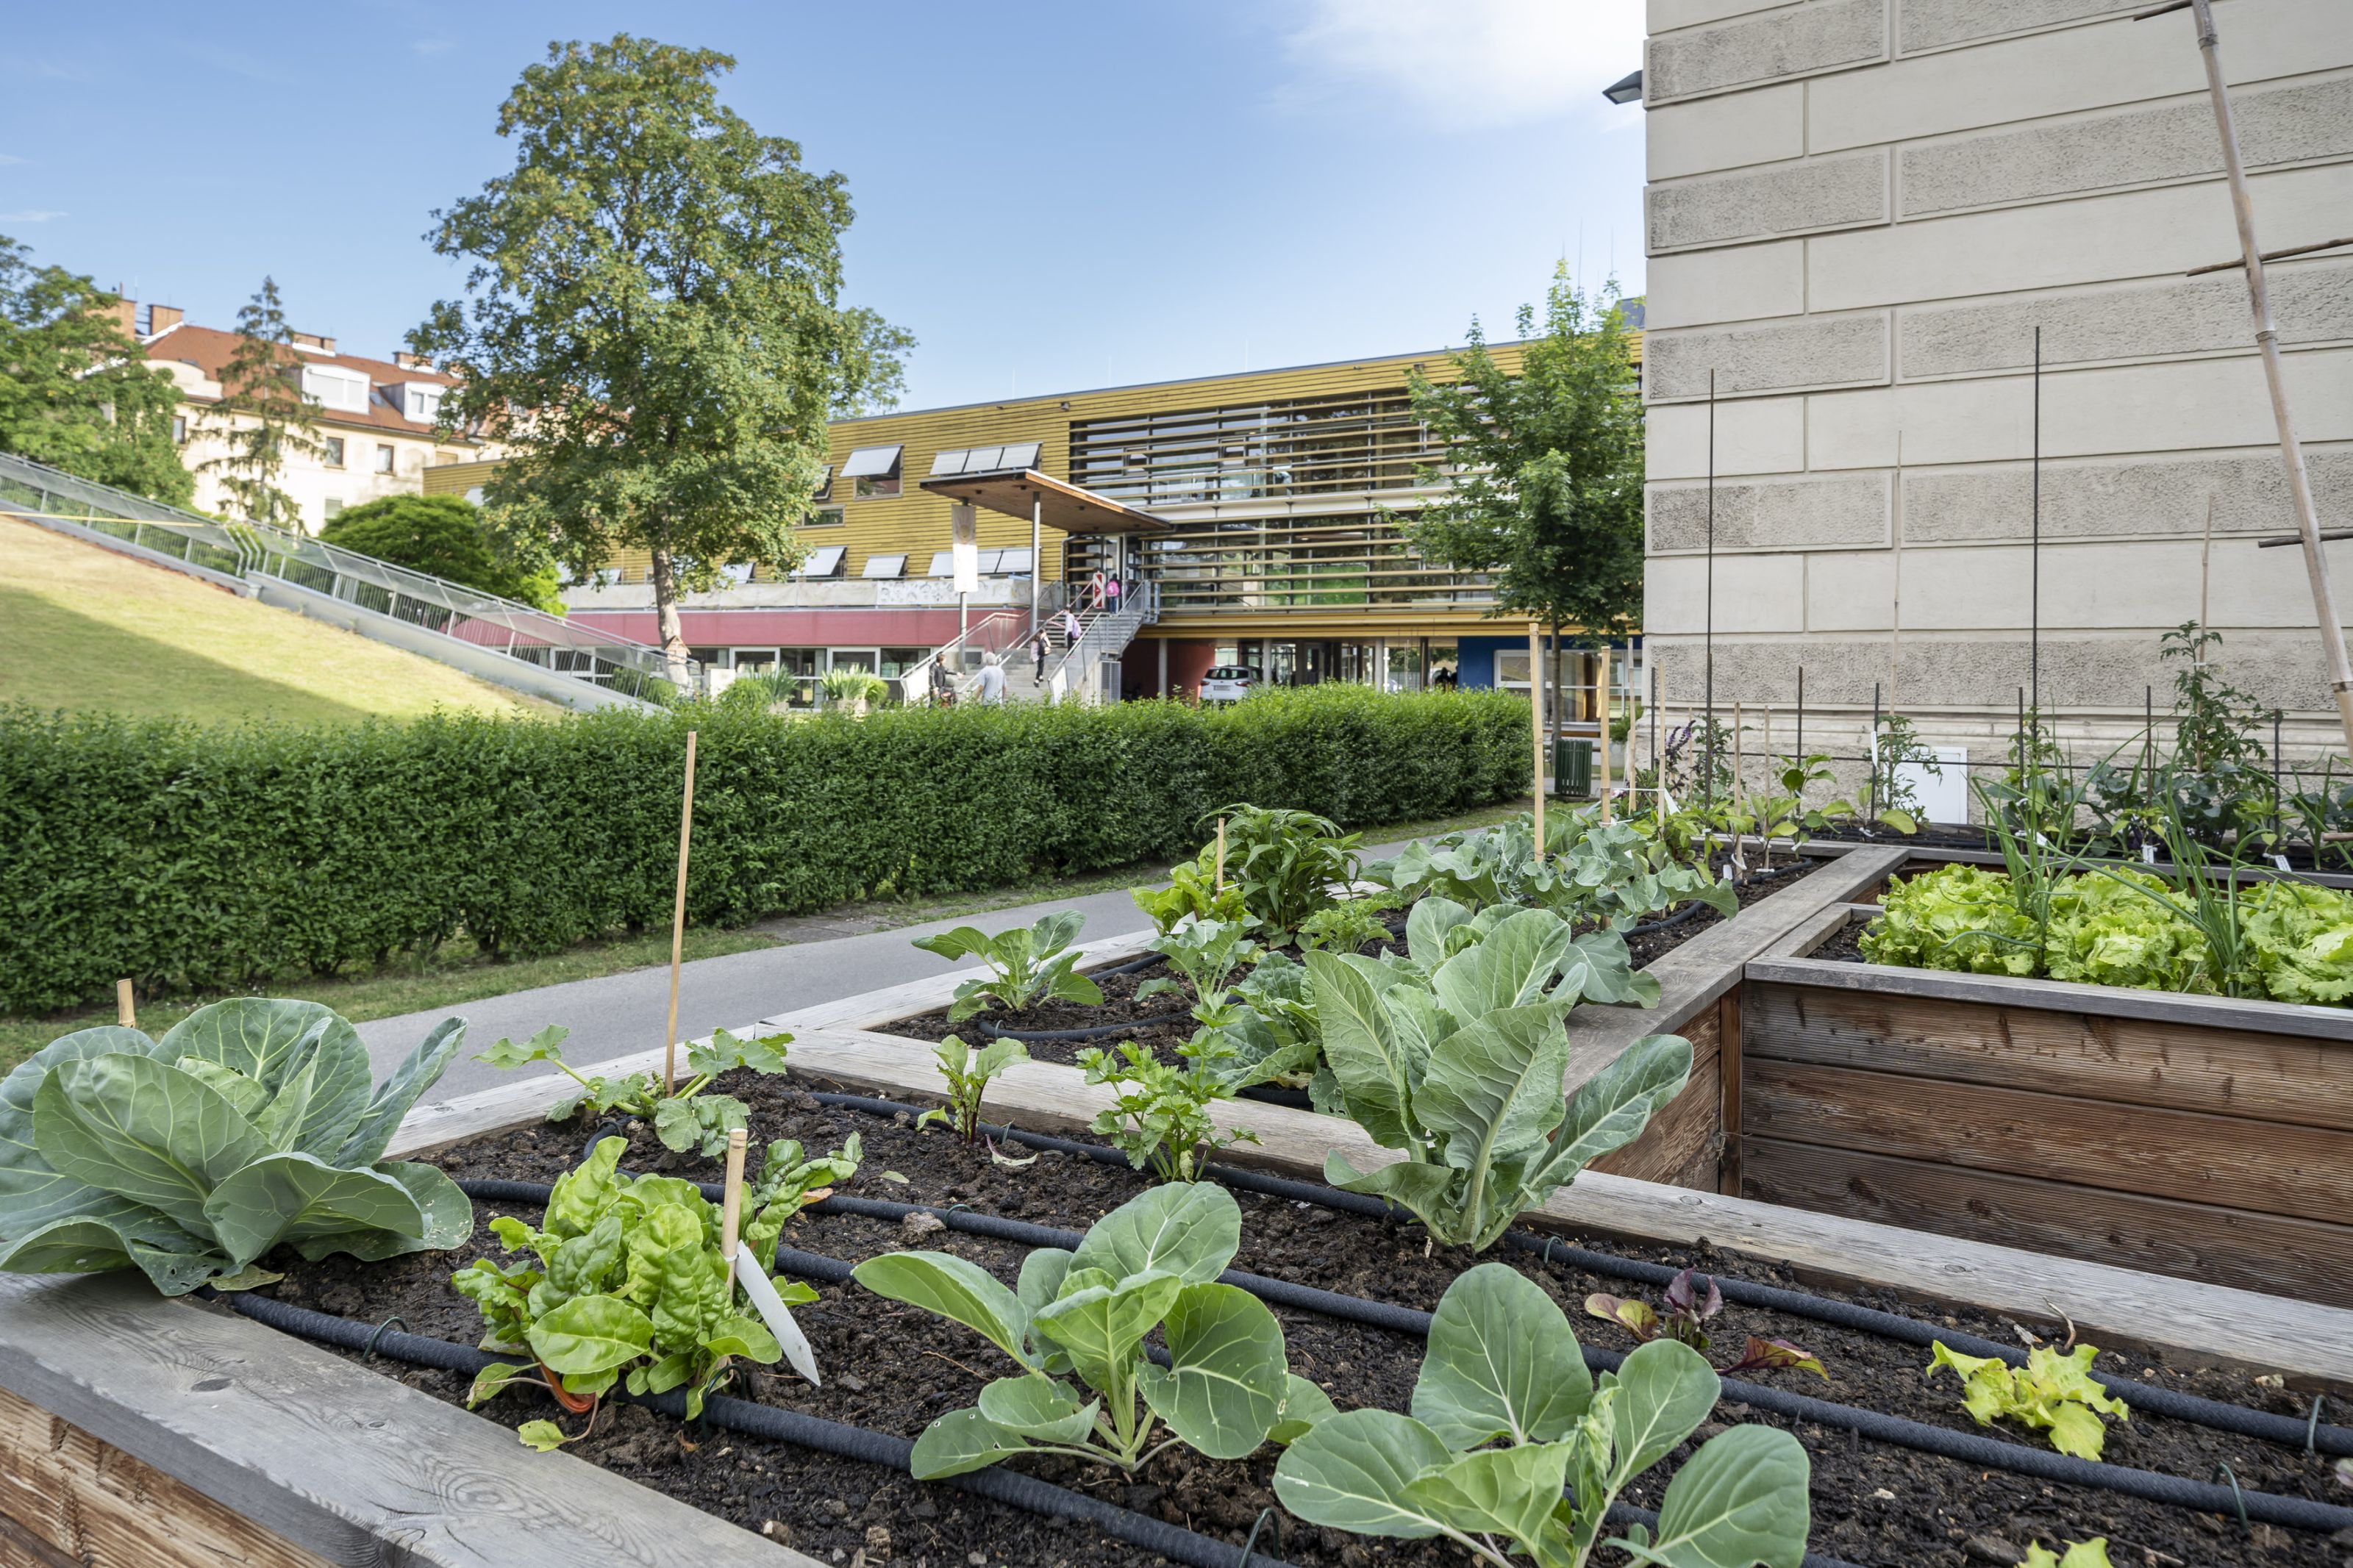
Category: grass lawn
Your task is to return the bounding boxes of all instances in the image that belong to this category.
[0,517,548,724]
[1,797,1536,1074]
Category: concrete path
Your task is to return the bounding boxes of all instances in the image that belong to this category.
[357,833,1433,1100]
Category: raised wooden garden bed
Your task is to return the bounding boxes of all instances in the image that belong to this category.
[1741,872,2353,1302]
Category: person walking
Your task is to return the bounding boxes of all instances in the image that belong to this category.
[1057,606,1083,651]
[1104,573,1122,614]
[971,651,1007,704]
[1029,629,1051,684]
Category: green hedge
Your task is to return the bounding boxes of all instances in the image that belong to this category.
[1,686,1527,1013]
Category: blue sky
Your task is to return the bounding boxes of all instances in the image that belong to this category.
[1,1,1646,411]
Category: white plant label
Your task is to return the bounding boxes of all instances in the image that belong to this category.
[2273,854,2293,873]
[2142,843,2157,864]
[736,1249,823,1387]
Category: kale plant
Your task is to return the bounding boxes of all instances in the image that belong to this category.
[913,910,1103,1021]
[1374,808,1733,934]
[474,1023,791,1158]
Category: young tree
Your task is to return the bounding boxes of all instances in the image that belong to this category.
[201,277,323,528]
[0,236,192,505]
[1404,267,1644,728]
[410,35,915,686]
[320,493,564,612]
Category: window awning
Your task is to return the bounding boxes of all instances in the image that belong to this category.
[926,551,956,578]
[920,467,1169,536]
[801,545,846,577]
[930,441,1043,477]
[841,445,903,479]
[860,553,907,579]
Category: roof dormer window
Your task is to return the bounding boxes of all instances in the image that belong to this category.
[299,364,373,415]
[400,384,445,423]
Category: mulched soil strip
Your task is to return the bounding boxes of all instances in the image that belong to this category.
[265,1081,2353,1568]
[891,859,1826,1076]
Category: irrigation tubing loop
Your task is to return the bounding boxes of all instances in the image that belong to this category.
[209,1289,1298,1568]
[531,1114,2353,1533]
[974,1008,1191,1044]
[1093,951,1167,977]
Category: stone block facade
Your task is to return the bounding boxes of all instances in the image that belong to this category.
[1640,0,2353,798]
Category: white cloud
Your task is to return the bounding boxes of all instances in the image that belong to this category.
[0,154,24,166]
[1277,0,1646,132]
[0,210,65,223]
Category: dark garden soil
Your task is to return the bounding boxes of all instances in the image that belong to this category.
[257,1080,2352,1568]
[876,858,1825,1076]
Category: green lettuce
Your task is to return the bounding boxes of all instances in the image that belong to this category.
[1927,1342,2129,1461]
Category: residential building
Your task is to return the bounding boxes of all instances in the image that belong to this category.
[1638,0,2353,815]
[426,333,1645,705]
[115,299,490,532]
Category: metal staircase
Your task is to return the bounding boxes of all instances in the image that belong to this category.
[0,452,691,712]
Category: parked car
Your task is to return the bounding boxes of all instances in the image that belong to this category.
[1199,665,1260,704]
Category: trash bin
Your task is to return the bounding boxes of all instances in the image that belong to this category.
[1552,737,1593,798]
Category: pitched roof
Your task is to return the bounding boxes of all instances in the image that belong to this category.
[140,323,472,440]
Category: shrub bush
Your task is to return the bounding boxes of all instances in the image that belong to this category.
[0,685,1527,1012]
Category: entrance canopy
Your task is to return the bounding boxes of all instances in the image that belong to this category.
[919,468,1168,535]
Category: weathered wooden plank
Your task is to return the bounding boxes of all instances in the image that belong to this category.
[1746,953,2353,1042]
[1593,1016,1719,1186]
[1742,1138,2353,1301]
[0,1274,823,1568]
[1746,980,2353,1131]
[0,1383,331,1568]
[1761,902,1852,959]
[1744,1059,2353,1223]
[1718,989,1744,1195]
[1799,837,2353,891]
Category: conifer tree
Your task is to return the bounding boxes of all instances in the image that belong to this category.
[201,277,323,528]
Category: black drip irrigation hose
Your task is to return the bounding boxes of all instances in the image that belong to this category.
[783,1093,2353,1463]
[213,1288,1296,1568]
[1093,951,1166,977]
[974,1008,1192,1044]
[1624,901,1707,938]
[464,1169,2353,1538]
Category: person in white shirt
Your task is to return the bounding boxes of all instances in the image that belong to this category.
[971,651,1007,704]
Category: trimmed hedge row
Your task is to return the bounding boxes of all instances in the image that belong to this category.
[2,686,1528,1013]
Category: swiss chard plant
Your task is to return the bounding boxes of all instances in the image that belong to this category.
[0,999,472,1295]
[456,1136,821,1447]
[1308,903,1692,1250]
[1927,1342,2129,1461]
[1274,1262,1813,1568]
[850,1183,1329,1477]
[1374,809,1734,934]
[1132,855,1253,936]
[917,1034,1031,1144]
[914,911,1103,1022]
[1207,802,1365,942]
[1585,1268,1826,1379]
[474,1023,792,1158]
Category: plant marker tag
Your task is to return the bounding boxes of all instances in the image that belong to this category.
[2142,843,2157,864]
[736,1250,823,1388]
[2273,853,2292,873]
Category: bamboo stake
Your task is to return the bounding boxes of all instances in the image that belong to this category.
[1598,646,1614,823]
[2200,493,2215,631]
[115,978,135,1029]
[1214,817,1227,890]
[662,729,700,1096]
[1890,429,1904,712]
[1733,701,1746,812]
[1529,623,1546,861]
[719,1127,748,1303]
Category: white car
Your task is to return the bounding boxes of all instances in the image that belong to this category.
[1199,665,1258,704]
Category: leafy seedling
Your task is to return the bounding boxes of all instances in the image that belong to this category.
[1132,856,1252,937]
[913,911,1103,1022]
[474,1023,790,1159]
[2017,1539,2113,1568]
[851,1183,1328,1478]
[1275,1262,1813,1568]
[1075,1040,1258,1184]
[1585,1268,1825,1379]
[456,1136,822,1443]
[917,1034,1030,1145]
[1927,1342,2129,1461]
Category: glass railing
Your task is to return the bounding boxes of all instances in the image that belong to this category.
[0,452,696,700]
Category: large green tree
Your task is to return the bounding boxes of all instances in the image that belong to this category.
[410,35,914,684]
[0,237,191,505]
[320,493,564,612]
[201,277,324,528]
[1405,268,1645,720]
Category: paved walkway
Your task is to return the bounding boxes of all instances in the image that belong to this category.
[357,834,1431,1099]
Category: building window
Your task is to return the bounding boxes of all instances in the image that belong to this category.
[806,506,845,528]
[843,444,903,498]
[374,444,396,473]
[401,385,443,423]
[171,415,188,444]
[813,465,834,503]
[299,364,374,415]
[324,498,343,520]
[323,436,346,468]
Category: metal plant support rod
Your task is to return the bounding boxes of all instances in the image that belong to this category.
[2031,326,2042,712]
[2138,0,2353,760]
[1704,368,1717,814]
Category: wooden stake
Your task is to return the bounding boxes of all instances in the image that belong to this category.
[2200,493,2215,631]
[1598,647,1614,823]
[1213,817,1227,890]
[115,978,135,1029]
[1529,623,1546,861]
[662,729,700,1096]
[1733,701,1746,814]
[719,1127,749,1303]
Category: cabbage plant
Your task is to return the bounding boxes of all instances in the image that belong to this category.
[1276,1264,1811,1568]
[1374,809,1734,932]
[1310,903,1691,1250]
[914,910,1103,1022]
[851,1183,1331,1477]
[0,999,472,1295]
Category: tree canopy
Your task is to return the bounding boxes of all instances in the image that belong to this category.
[1404,267,1644,642]
[0,236,191,506]
[319,493,563,612]
[200,277,323,528]
[410,34,914,682]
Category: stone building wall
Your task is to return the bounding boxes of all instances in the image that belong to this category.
[1638,0,2353,804]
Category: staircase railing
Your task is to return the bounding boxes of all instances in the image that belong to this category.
[0,451,694,702]
[1043,581,1160,703]
[892,609,1032,704]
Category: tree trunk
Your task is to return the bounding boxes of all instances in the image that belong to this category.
[648,545,693,692]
